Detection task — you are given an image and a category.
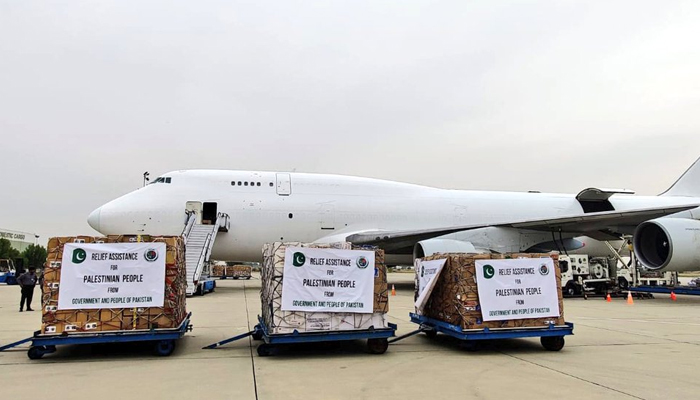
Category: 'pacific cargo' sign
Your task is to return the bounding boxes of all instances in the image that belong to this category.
[475,258,559,321]
[281,247,375,313]
[58,243,166,310]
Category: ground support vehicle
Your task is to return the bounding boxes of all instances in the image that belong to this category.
[0,313,192,359]
[203,315,397,356]
[0,259,17,284]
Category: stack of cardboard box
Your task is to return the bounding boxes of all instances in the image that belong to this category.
[41,235,187,335]
[260,242,389,334]
[212,264,226,277]
[229,264,252,279]
[416,253,564,329]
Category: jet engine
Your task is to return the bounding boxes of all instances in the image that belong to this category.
[413,239,480,260]
[633,218,700,271]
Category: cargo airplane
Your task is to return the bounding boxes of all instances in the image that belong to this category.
[87,157,700,272]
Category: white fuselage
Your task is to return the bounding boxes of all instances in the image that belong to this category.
[88,170,700,263]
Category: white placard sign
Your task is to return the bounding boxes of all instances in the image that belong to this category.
[281,247,375,313]
[58,243,166,310]
[414,259,447,314]
[475,258,559,321]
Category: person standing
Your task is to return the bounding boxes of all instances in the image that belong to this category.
[18,266,38,312]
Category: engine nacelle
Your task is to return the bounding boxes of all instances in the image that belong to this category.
[633,218,700,271]
[413,239,479,260]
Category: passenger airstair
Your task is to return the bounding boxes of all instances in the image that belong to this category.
[182,211,230,296]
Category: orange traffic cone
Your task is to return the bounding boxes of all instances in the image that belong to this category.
[671,291,677,301]
[627,291,634,305]
[391,285,396,296]
[606,294,611,303]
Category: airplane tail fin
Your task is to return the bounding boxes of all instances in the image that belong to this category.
[661,156,700,197]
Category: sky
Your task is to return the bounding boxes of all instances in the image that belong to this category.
[1,1,700,245]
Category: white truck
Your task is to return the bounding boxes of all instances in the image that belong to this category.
[560,254,677,296]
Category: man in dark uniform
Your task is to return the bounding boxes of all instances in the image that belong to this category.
[18,266,38,312]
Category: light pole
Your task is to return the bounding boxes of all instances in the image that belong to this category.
[143,171,150,187]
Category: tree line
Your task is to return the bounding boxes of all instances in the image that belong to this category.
[0,238,47,270]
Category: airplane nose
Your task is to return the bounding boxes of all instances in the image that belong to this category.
[88,207,101,232]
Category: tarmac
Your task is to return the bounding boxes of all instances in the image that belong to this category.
[1,273,700,400]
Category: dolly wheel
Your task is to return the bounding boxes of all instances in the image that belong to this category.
[367,338,389,354]
[252,330,264,341]
[28,346,46,360]
[423,329,438,339]
[541,336,565,351]
[257,344,275,357]
[154,340,176,356]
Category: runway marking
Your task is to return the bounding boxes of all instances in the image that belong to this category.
[243,282,260,400]
[500,352,646,399]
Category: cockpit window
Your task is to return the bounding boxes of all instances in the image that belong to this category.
[149,177,172,185]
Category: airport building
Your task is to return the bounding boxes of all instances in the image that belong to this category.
[0,228,37,252]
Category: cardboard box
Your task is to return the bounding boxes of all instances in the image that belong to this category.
[228,265,251,278]
[415,253,565,330]
[261,242,388,335]
[212,265,226,277]
[40,236,187,335]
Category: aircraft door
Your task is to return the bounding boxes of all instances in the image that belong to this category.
[202,202,218,225]
[186,201,203,224]
[276,173,291,196]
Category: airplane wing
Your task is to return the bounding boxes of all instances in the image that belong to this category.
[346,204,699,251]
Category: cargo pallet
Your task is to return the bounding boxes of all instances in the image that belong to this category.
[0,312,192,359]
[628,285,700,296]
[203,315,397,356]
[389,313,574,351]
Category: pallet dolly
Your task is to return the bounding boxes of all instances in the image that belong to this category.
[0,312,192,359]
[389,313,573,351]
[204,315,397,356]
